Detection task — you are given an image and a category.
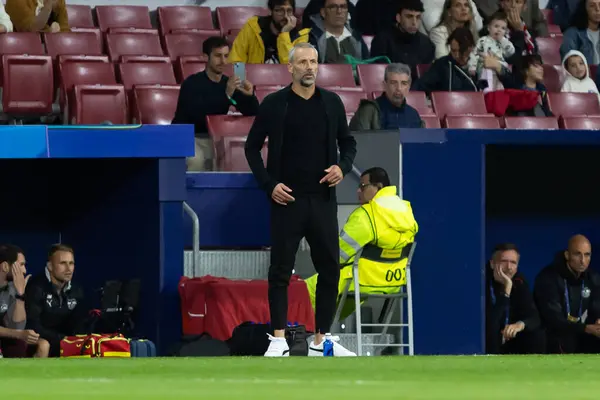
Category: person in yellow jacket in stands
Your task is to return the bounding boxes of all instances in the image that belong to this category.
[305,167,418,320]
[229,0,310,64]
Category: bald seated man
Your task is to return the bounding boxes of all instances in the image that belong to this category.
[534,235,600,354]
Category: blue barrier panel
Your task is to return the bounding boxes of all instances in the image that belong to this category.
[0,124,194,355]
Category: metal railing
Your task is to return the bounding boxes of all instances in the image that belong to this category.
[183,201,199,276]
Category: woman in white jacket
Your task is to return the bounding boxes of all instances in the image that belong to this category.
[561,50,600,102]
[420,0,483,35]
[429,0,480,59]
[0,3,13,32]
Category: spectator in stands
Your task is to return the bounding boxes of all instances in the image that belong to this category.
[245,42,357,357]
[476,0,548,38]
[25,244,87,358]
[421,0,483,35]
[349,63,423,130]
[302,0,358,30]
[0,3,13,33]
[6,0,68,33]
[548,0,581,31]
[304,167,418,322]
[486,243,545,354]
[467,11,515,92]
[172,36,259,172]
[229,0,309,64]
[505,54,553,116]
[534,235,600,354]
[561,50,600,100]
[498,0,540,65]
[353,0,404,35]
[0,245,39,357]
[429,0,480,59]
[307,0,369,63]
[560,0,600,69]
[413,27,480,92]
[370,0,436,78]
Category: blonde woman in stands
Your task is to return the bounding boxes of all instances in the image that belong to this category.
[420,0,483,35]
[6,0,69,33]
[0,2,13,33]
[429,0,480,59]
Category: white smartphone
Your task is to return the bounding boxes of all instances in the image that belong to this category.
[233,62,246,83]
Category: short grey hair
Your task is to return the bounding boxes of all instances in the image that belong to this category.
[384,63,412,82]
[288,42,319,62]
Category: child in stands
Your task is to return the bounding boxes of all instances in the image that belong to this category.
[561,50,600,102]
[467,11,515,92]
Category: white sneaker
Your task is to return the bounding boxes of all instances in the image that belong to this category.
[264,334,290,357]
[308,335,357,357]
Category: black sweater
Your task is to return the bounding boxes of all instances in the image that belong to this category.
[486,270,541,354]
[171,71,259,137]
[244,86,357,198]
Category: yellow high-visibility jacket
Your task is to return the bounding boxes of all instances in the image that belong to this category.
[229,16,310,64]
[305,186,418,315]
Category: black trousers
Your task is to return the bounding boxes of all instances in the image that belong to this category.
[487,328,546,354]
[269,195,339,333]
[547,331,600,354]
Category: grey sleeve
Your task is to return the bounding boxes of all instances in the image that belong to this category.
[5,286,25,330]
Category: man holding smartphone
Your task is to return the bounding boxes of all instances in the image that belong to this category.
[245,42,357,357]
[172,36,259,171]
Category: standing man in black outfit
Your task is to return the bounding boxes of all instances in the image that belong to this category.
[486,243,545,354]
[245,42,357,357]
[534,235,600,353]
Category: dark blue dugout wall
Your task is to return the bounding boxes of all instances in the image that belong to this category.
[486,145,600,286]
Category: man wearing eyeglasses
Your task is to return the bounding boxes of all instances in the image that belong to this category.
[230,0,310,64]
[304,167,418,328]
[307,0,369,63]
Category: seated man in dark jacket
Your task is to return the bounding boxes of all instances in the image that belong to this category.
[486,243,545,354]
[349,63,422,130]
[25,244,87,358]
[534,235,600,354]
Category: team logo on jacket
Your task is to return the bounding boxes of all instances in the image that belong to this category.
[582,287,591,299]
[0,303,7,313]
[67,298,77,310]
[46,294,53,308]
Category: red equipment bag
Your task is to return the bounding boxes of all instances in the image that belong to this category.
[179,275,315,341]
[60,333,131,358]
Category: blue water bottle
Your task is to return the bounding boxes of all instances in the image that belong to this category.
[323,333,334,357]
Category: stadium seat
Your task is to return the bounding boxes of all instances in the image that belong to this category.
[164,32,221,62]
[590,65,598,81]
[106,33,164,62]
[71,84,128,124]
[536,37,562,65]
[406,91,434,116]
[119,56,171,64]
[44,32,103,58]
[255,86,281,103]
[547,92,600,116]
[362,35,374,51]
[503,116,559,129]
[175,58,234,82]
[216,7,269,35]
[559,116,600,129]
[357,64,386,93]
[421,115,441,128]
[0,33,44,56]
[2,55,53,116]
[444,115,501,129]
[158,6,215,34]
[217,136,267,172]
[69,27,103,47]
[108,28,159,35]
[118,62,177,90]
[246,64,290,87]
[416,64,431,79]
[131,84,180,125]
[58,55,110,65]
[541,9,553,24]
[66,4,94,28]
[317,64,356,87]
[60,61,117,115]
[206,115,256,141]
[96,6,152,32]
[431,92,487,118]
[542,64,563,92]
[328,89,367,114]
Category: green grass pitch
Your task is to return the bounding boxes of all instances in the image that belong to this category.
[3,356,600,399]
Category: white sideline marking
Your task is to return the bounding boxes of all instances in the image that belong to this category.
[60,378,381,386]
[60,378,115,383]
